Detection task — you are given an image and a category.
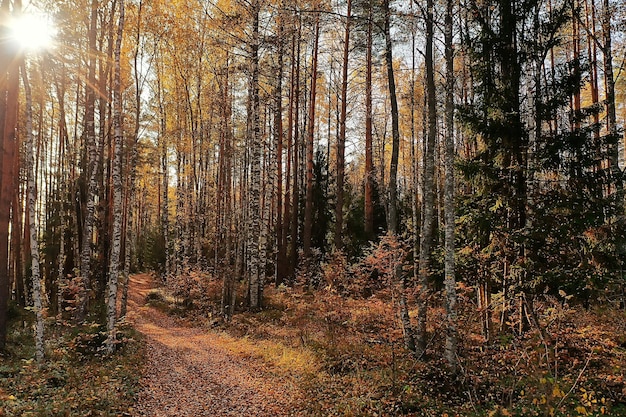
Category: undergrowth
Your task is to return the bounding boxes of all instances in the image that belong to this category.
[0,307,144,417]
[160,267,626,417]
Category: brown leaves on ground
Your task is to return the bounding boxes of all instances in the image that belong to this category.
[127,273,304,417]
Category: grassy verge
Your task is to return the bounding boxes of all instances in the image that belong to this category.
[0,306,144,417]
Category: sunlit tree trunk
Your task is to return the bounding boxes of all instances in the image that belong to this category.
[78,0,99,322]
[11,148,23,308]
[121,0,144,318]
[106,0,124,354]
[22,62,44,363]
[0,0,20,349]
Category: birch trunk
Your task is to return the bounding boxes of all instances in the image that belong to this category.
[78,0,99,322]
[106,0,125,354]
[121,0,144,318]
[22,62,44,363]
[364,1,374,239]
[248,0,262,310]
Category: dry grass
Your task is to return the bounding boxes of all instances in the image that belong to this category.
[159,269,626,416]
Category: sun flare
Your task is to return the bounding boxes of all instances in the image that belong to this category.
[9,12,56,51]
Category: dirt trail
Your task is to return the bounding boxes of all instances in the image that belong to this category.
[127,273,302,417]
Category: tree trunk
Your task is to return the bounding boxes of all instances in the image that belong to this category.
[602,0,622,191]
[22,62,44,363]
[384,0,400,235]
[303,11,320,260]
[248,0,263,310]
[0,0,20,349]
[275,13,287,286]
[443,0,458,372]
[416,0,437,357]
[384,0,415,352]
[364,1,374,239]
[106,0,125,354]
[121,0,143,318]
[335,0,351,251]
[78,0,99,322]
[288,15,302,282]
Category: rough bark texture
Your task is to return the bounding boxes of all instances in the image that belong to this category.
[248,0,262,310]
[364,2,374,238]
[78,0,99,322]
[22,63,44,363]
[106,0,125,354]
[443,0,458,372]
[416,0,437,357]
[121,1,143,318]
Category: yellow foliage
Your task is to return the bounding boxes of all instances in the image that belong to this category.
[552,385,565,398]
[217,332,320,376]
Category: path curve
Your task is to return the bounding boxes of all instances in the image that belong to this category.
[127,273,302,417]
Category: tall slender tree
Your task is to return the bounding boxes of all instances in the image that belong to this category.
[335,0,352,251]
[248,0,263,309]
[0,0,20,349]
[443,0,458,372]
[416,0,438,357]
[106,0,125,354]
[78,0,99,322]
[303,9,320,261]
[22,61,44,362]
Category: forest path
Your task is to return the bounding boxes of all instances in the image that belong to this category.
[127,273,302,417]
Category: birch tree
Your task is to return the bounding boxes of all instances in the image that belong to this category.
[106,0,125,354]
[248,0,262,310]
[77,0,99,322]
[22,62,44,362]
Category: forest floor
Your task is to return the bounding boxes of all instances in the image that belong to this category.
[127,268,626,417]
[127,273,305,417]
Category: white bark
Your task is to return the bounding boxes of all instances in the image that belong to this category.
[248,0,262,310]
[106,0,125,354]
[78,0,99,322]
[22,63,44,363]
